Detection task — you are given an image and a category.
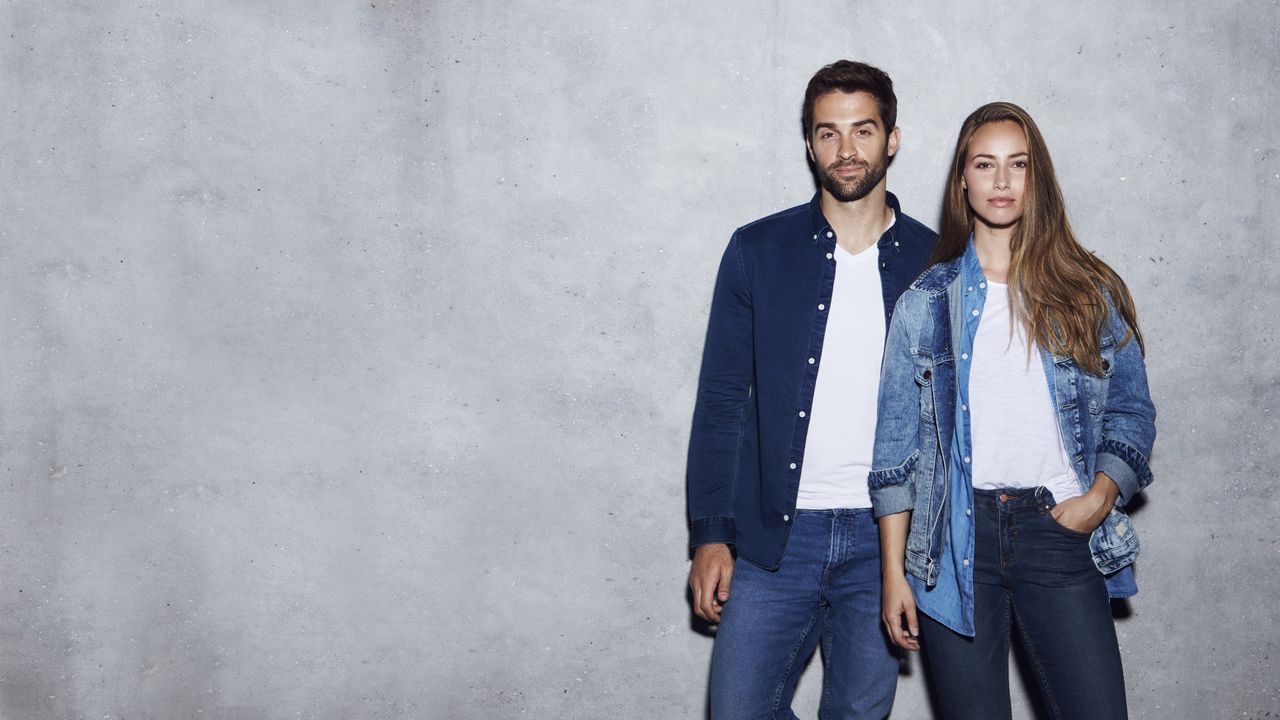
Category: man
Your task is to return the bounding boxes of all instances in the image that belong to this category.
[686,60,936,719]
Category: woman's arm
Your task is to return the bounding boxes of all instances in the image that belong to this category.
[1094,306,1158,506]
[1053,303,1157,533]
[880,511,919,650]
[869,291,923,650]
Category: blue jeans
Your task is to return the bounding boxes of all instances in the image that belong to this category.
[709,509,897,719]
[918,488,1127,720]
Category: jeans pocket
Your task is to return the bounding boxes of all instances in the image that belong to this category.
[1040,496,1093,539]
[1042,511,1093,539]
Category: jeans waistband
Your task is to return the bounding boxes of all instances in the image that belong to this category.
[794,507,875,517]
[972,486,1055,512]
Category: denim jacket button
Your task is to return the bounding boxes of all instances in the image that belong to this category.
[922,369,932,380]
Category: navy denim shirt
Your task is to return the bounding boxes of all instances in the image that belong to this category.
[686,192,937,570]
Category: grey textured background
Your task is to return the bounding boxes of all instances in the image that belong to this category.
[1,1,1277,718]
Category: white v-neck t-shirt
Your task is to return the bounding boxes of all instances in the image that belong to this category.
[968,281,1080,502]
[795,229,889,510]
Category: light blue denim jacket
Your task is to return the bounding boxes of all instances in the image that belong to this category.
[868,241,1157,636]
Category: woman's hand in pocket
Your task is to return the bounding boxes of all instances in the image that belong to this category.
[1050,472,1121,534]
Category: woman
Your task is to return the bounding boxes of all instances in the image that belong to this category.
[869,102,1156,719]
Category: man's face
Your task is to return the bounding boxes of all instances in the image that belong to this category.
[806,91,899,203]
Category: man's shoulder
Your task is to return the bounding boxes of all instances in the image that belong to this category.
[731,201,814,245]
[893,209,938,245]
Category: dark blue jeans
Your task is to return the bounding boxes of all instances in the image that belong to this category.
[709,509,897,720]
[919,487,1127,720]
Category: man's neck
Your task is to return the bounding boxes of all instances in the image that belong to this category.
[820,185,893,254]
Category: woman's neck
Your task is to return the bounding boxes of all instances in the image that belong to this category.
[973,222,1015,284]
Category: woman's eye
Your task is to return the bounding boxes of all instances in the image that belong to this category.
[975,161,991,169]
[1013,160,1028,169]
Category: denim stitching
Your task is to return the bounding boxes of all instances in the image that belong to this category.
[770,609,820,718]
[1011,603,1065,720]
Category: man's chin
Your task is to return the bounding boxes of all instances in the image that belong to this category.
[823,180,874,203]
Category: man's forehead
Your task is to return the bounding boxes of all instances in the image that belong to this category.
[812,91,881,123]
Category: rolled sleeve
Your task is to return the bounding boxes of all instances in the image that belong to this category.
[1095,305,1157,506]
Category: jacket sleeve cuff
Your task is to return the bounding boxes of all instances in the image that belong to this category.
[690,516,735,548]
[870,484,913,518]
[1095,452,1140,506]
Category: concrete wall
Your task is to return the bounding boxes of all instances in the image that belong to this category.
[1,1,1276,718]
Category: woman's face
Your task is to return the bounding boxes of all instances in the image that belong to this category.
[962,120,1029,231]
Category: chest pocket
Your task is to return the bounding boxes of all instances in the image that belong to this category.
[912,350,952,421]
[1085,333,1116,415]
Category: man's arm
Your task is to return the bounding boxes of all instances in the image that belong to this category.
[687,233,753,622]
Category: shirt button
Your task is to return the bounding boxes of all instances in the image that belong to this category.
[798,410,806,418]
[979,282,986,289]
[966,508,972,516]
[971,309,980,317]
[894,241,899,247]
[962,404,968,412]
[963,558,970,566]
[817,303,825,310]
[808,357,815,364]
[961,353,969,360]
[964,456,971,464]
[783,514,790,522]
[813,233,818,240]
[826,252,833,260]
[826,231,833,238]
[789,462,797,470]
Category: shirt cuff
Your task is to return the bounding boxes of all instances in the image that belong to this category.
[690,516,735,548]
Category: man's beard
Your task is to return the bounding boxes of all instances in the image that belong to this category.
[818,152,889,202]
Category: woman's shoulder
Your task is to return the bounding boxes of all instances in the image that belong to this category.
[907,257,963,295]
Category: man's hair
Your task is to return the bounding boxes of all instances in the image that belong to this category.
[801,60,897,137]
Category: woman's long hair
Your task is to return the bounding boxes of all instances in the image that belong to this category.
[930,102,1144,376]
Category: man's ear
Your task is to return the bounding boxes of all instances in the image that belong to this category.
[887,126,901,158]
[805,138,815,164]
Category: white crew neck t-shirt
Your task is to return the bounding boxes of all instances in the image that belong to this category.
[968,281,1080,502]
[795,219,892,510]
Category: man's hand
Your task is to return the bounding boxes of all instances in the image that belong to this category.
[689,543,733,623]
[881,573,919,651]
[1050,472,1120,535]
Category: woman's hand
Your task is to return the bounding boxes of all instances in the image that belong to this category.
[1050,472,1120,535]
[882,573,920,651]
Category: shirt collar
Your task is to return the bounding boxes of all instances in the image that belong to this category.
[808,191,904,245]
[960,233,987,292]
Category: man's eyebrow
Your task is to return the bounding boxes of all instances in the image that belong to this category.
[814,119,880,130]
